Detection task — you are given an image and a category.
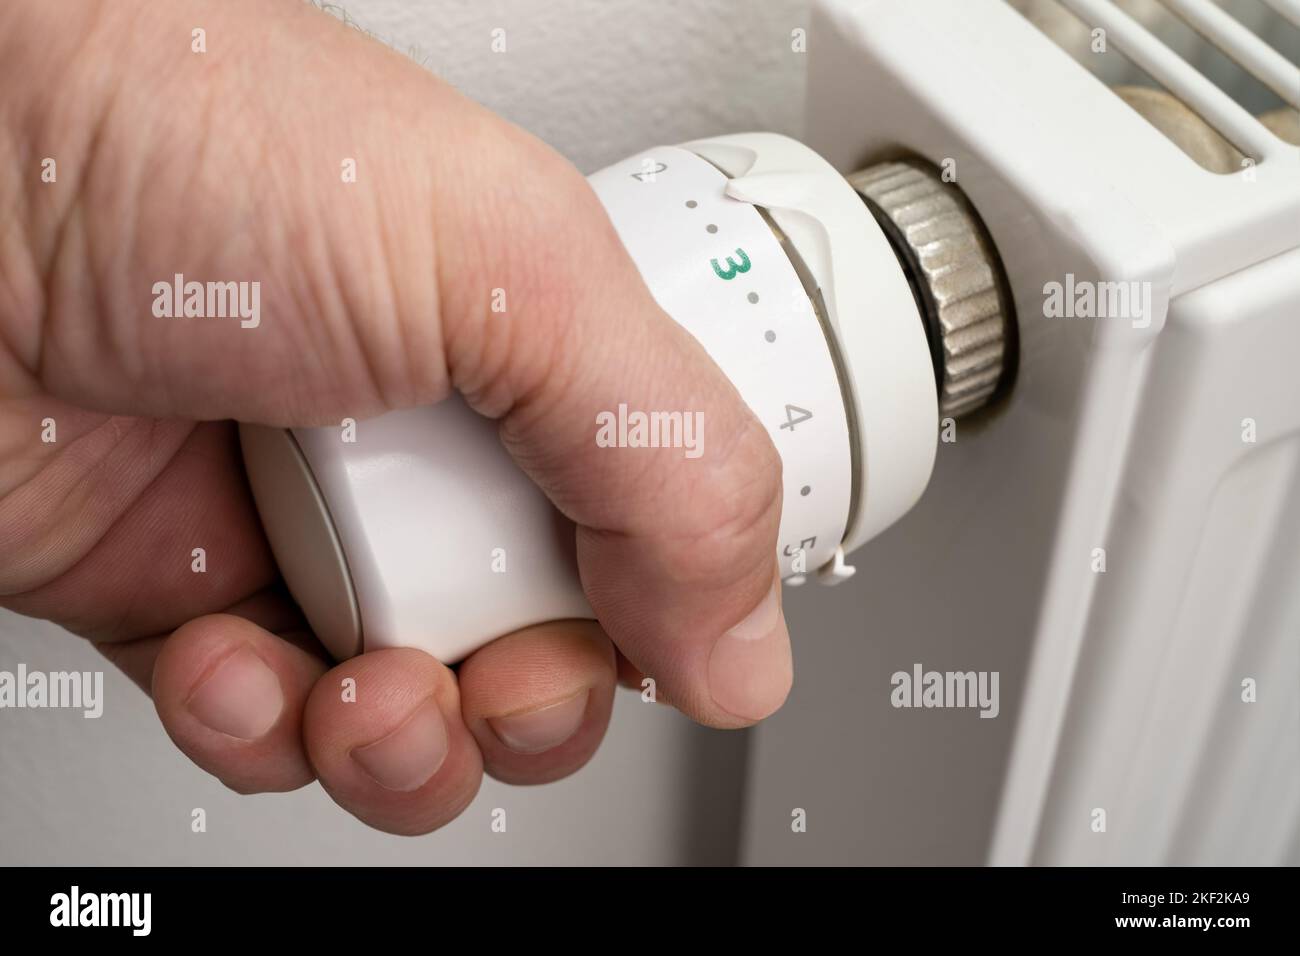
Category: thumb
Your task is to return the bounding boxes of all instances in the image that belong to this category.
[441,142,793,727]
[4,0,792,726]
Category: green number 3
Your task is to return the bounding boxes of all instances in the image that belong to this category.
[710,248,752,280]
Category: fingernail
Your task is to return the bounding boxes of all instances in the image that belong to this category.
[708,581,793,721]
[488,691,589,754]
[351,698,449,792]
[186,646,284,740]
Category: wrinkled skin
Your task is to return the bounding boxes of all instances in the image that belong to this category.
[0,0,791,834]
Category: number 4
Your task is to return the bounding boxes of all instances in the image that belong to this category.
[779,405,812,431]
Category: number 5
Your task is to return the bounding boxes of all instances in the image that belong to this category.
[783,537,816,557]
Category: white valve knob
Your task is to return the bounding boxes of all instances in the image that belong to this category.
[240,133,964,663]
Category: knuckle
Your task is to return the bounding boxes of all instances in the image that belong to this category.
[665,420,783,588]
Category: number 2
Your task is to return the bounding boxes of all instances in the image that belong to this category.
[631,161,667,182]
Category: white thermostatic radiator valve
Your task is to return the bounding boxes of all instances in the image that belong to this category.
[240,133,1016,662]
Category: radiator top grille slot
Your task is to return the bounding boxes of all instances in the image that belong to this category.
[1006,0,1300,172]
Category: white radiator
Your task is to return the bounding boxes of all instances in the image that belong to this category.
[790,0,1300,865]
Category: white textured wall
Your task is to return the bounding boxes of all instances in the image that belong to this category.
[333,0,810,174]
[0,0,809,866]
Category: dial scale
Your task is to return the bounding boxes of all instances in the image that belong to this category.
[239,133,990,663]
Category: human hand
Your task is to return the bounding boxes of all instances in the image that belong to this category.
[0,0,790,834]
